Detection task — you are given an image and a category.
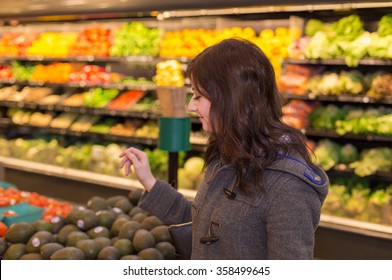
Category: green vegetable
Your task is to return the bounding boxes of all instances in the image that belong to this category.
[332,14,365,41]
[313,139,341,171]
[305,19,333,37]
[340,143,359,164]
[377,13,392,37]
[349,147,392,177]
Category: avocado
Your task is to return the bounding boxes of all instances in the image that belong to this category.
[140,215,163,231]
[87,196,110,212]
[128,188,143,205]
[31,219,54,233]
[121,254,142,260]
[110,217,130,237]
[113,238,134,257]
[129,206,146,217]
[0,237,8,256]
[40,242,64,260]
[114,198,133,214]
[76,239,100,260]
[111,236,119,245]
[106,195,128,207]
[4,222,35,244]
[131,213,147,223]
[115,213,131,221]
[150,225,172,243]
[132,229,155,252]
[97,246,121,260]
[96,210,117,229]
[87,226,110,239]
[3,243,26,260]
[19,253,43,260]
[66,231,89,247]
[56,224,80,245]
[137,248,164,260]
[67,208,98,231]
[50,215,68,234]
[118,220,140,240]
[155,241,176,260]
[50,247,85,260]
[94,237,111,251]
[26,231,55,253]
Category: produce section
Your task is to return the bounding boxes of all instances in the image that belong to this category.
[0,1,391,260]
[0,186,179,260]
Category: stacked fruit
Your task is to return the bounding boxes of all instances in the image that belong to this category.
[160,26,296,77]
[0,186,72,222]
[178,157,205,190]
[1,189,177,260]
[154,60,184,87]
[159,27,256,59]
[253,27,298,77]
[69,26,112,57]
[31,62,74,83]
[0,32,39,56]
[26,32,78,57]
[0,64,13,79]
[110,22,161,56]
[69,65,122,84]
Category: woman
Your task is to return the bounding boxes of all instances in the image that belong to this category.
[119,38,329,259]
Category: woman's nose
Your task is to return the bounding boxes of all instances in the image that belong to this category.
[187,99,196,112]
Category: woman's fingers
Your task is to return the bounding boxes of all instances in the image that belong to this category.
[119,147,146,176]
[124,160,131,176]
[119,156,128,169]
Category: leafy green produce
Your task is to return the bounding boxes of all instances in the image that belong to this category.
[313,139,341,171]
[367,33,392,59]
[304,31,338,59]
[337,32,372,67]
[332,14,365,41]
[309,104,349,130]
[349,147,392,177]
[377,13,392,37]
[305,19,333,37]
[10,61,36,81]
[340,143,359,164]
[83,88,119,108]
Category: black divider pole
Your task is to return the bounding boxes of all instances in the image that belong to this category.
[168,152,179,189]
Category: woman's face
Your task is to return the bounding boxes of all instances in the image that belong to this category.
[187,83,212,132]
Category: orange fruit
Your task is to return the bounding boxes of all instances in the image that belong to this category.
[0,222,8,238]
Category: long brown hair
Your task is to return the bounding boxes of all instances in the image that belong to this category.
[187,38,311,194]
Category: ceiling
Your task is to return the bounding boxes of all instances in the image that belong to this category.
[1,0,391,21]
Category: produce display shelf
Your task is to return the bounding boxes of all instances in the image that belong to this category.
[0,79,157,92]
[0,156,142,191]
[0,156,197,200]
[0,118,11,126]
[282,93,392,105]
[284,58,392,66]
[0,100,159,119]
[304,128,392,143]
[315,214,392,259]
[0,55,166,65]
[327,168,392,184]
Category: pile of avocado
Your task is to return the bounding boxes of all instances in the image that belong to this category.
[0,189,176,260]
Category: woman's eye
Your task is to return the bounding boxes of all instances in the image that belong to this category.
[193,95,201,101]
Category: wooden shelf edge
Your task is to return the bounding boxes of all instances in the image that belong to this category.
[320,214,392,240]
[0,156,197,199]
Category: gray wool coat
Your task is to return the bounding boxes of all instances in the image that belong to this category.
[139,153,329,259]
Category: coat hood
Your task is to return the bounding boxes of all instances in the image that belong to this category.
[267,153,329,204]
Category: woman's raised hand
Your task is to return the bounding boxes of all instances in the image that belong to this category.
[119,147,156,192]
